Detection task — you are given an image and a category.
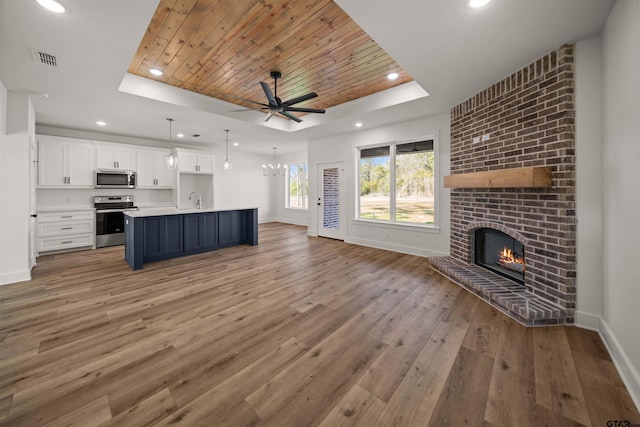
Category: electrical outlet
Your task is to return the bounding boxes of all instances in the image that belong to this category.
[385,231,390,238]
[482,133,490,141]
[65,197,71,204]
[472,136,481,144]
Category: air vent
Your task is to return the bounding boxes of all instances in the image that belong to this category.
[31,49,58,67]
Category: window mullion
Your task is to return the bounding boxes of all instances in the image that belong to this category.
[390,144,397,223]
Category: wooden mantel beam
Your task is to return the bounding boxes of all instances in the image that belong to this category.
[443,166,552,189]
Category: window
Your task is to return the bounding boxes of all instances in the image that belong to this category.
[286,162,308,209]
[359,139,435,225]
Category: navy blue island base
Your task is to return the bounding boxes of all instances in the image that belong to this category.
[124,208,258,270]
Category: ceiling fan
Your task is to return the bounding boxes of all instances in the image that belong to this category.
[230,71,326,123]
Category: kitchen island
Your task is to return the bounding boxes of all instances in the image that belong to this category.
[124,207,258,270]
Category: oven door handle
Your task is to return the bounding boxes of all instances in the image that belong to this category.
[95,209,127,214]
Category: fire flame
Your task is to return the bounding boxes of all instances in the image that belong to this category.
[499,247,525,270]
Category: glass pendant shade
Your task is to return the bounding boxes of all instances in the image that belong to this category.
[223,129,232,172]
[166,150,178,169]
[166,118,178,170]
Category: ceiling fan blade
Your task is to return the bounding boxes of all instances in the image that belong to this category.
[281,92,318,107]
[279,110,302,123]
[260,81,278,106]
[224,94,269,108]
[284,107,326,114]
[229,107,269,112]
[264,110,275,122]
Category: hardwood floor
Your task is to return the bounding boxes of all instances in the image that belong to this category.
[0,222,638,426]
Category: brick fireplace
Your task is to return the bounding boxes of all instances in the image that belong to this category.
[431,44,576,326]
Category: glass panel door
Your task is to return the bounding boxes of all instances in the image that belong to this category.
[317,163,345,240]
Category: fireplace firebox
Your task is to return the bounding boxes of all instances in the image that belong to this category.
[474,228,525,284]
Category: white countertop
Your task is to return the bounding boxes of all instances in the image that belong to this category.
[125,206,258,218]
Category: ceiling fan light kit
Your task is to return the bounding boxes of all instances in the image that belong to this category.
[231,71,326,123]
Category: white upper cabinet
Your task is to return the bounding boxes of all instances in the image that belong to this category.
[176,149,214,174]
[197,154,215,174]
[38,135,94,187]
[136,148,174,188]
[95,143,136,171]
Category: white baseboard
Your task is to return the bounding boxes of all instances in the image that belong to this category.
[273,217,309,227]
[598,319,640,412]
[0,269,31,285]
[346,236,449,258]
[575,310,601,331]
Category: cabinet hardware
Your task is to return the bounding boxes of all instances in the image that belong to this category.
[61,241,72,244]
[61,216,72,218]
[61,227,73,230]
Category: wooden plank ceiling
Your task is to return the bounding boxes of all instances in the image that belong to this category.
[128,0,413,119]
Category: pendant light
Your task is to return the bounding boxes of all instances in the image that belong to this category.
[223,129,232,172]
[263,147,286,176]
[166,118,178,169]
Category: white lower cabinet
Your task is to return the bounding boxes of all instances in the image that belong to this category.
[36,210,95,255]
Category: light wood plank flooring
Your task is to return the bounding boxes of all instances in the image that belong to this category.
[0,222,638,426]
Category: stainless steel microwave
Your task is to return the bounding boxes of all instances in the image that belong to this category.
[95,170,136,188]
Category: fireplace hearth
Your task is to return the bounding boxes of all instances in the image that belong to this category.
[474,228,525,284]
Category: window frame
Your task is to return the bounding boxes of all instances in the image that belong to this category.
[356,136,438,228]
[285,161,309,210]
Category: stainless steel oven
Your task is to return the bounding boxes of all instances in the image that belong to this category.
[95,196,137,248]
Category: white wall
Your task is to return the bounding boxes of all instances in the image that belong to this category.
[601,0,640,408]
[210,146,276,223]
[307,114,451,257]
[0,88,33,285]
[575,37,604,329]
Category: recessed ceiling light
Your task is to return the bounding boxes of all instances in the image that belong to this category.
[36,0,66,13]
[176,133,184,138]
[467,0,491,8]
[96,121,106,126]
[355,122,363,128]
[387,72,399,81]
[233,142,239,146]
[149,68,163,77]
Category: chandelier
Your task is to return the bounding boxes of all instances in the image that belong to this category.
[263,147,286,176]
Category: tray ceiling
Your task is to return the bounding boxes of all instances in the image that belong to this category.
[127,0,413,118]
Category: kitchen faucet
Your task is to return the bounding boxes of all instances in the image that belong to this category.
[188,190,202,208]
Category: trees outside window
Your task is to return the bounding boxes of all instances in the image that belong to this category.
[286,162,308,209]
[359,140,435,225]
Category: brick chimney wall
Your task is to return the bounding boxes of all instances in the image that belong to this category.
[449,44,576,312]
